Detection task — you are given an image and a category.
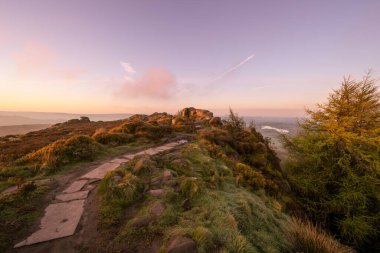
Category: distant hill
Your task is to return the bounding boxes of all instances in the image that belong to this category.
[0,112,131,126]
[0,115,55,126]
[0,124,51,137]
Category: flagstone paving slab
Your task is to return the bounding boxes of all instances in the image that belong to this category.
[123,154,136,159]
[56,190,89,202]
[110,158,129,164]
[14,200,85,248]
[63,180,88,193]
[81,162,121,179]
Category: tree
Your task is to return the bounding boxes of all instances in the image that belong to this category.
[223,108,246,134]
[283,73,380,252]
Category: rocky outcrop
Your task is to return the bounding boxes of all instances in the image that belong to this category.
[171,108,214,132]
[178,107,213,120]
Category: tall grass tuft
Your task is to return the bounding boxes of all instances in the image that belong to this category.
[286,217,355,253]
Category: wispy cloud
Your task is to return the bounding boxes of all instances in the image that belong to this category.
[120,61,136,81]
[209,53,255,84]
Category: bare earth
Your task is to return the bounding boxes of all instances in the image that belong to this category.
[13,140,187,251]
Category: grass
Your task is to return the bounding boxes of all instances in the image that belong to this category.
[97,143,293,252]
[95,134,356,253]
[0,136,164,192]
[285,217,356,253]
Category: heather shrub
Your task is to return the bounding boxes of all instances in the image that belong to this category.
[112,120,172,139]
[93,131,133,146]
[21,135,102,171]
[235,162,266,190]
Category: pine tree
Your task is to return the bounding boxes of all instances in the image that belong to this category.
[283,73,380,252]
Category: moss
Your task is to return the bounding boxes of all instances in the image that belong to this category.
[0,181,52,252]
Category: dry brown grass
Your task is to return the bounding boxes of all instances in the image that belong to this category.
[0,119,123,164]
[286,217,355,253]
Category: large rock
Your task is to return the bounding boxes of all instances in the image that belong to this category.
[178,107,213,120]
[167,236,197,253]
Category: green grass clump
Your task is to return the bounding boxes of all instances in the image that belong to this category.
[179,177,203,199]
[98,170,144,229]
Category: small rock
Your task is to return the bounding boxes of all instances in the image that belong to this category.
[150,202,165,216]
[163,169,172,180]
[167,236,197,253]
[150,176,163,186]
[182,199,191,210]
[148,189,165,197]
[130,216,151,228]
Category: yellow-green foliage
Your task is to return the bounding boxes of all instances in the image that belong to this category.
[283,74,380,251]
[286,218,355,253]
[20,135,102,171]
[235,162,266,190]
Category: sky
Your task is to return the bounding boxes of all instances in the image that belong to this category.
[0,0,379,117]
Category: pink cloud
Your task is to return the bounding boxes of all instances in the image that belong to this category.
[14,41,57,76]
[13,40,86,79]
[58,68,87,80]
[119,68,178,98]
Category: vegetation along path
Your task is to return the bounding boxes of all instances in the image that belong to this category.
[14,140,187,249]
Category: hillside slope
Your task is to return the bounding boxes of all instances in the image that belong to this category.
[0,108,353,253]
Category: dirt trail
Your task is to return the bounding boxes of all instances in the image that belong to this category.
[13,140,187,252]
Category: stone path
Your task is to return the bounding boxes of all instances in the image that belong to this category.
[14,140,187,248]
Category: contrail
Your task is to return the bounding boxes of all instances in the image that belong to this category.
[210,53,255,84]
